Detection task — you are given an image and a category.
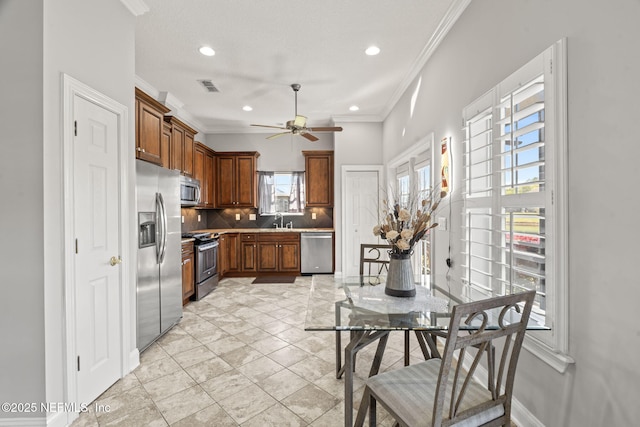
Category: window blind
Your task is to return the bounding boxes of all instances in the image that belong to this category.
[462,75,547,313]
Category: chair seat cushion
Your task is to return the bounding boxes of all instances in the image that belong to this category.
[366,359,504,427]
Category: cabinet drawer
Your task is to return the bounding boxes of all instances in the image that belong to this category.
[241,233,257,242]
[259,232,300,242]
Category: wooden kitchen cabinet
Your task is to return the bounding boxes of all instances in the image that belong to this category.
[219,233,240,277]
[181,241,195,305]
[216,152,259,208]
[193,143,215,208]
[135,88,171,166]
[161,122,172,169]
[303,150,334,207]
[257,233,300,274]
[240,233,258,273]
[164,116,197,176]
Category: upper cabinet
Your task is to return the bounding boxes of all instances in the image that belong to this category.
[193,143,215,208]
[216,152,259,208]
[303,150,334,207]
[135,88,171,166]
[135,88,198,176]
[164,116,197,177]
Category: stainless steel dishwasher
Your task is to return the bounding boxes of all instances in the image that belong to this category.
[301,232,333,274]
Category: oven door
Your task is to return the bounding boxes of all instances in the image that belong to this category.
[195,240,218,284]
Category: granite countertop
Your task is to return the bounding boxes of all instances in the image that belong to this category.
[191,228,334,234]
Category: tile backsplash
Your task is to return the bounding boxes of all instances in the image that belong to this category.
[181,207,333,233]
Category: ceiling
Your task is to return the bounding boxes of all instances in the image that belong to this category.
[134,0,467,134]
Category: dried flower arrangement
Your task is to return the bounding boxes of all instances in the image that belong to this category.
[373,188,447,255]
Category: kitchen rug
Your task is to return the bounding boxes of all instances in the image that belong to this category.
[251,276,296,284]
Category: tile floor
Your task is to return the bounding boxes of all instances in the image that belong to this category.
[71,276,420,427]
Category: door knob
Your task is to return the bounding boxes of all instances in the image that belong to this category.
[109,256,122,266]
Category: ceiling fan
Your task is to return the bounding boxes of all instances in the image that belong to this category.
[251,84,343,142]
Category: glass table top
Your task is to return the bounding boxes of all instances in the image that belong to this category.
[304,275,550,332]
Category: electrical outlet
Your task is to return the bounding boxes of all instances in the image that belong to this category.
[249,214,256,220]
[197,214,201,222]
[235,213,241,221]
[181,215,185,224]
[312,212,317,220]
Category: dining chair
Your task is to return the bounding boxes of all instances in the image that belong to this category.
[355,290,536,427]
[336,244,392,378]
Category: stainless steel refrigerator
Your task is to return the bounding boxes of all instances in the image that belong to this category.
[136,160,182,351]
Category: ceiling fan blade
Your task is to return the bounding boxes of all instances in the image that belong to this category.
[266,132,291,140]
[251,124,288,130]
[306,126,343,132]
[301,132,319,142]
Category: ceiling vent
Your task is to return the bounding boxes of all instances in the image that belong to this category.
[198,79,219,93]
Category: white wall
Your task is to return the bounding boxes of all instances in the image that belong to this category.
[42,0,135,419]
[206,132,333,171]
[382,0,640,425]
[0,0,140,423]
[333,121,383,273]
[0,0,46,418]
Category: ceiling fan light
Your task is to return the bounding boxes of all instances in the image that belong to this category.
[365,46,380,56]
[199,46,215,56]
[293,115,307,128]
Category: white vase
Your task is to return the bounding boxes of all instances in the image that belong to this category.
[385,252,416,297]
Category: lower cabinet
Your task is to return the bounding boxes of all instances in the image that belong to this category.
[218,232,301,278]
[241,233,258,273]
[219,233,240,278]
[257,233,300,274]
[181,241,194,305]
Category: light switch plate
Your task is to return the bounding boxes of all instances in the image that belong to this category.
[312,212,317,220]
[235,213,241,220]
[249,214,256,220]
[437,217,447,231]
[197,214,201,222]
[181,215,185,224]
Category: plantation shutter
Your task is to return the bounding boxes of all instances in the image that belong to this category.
[463,65,548,312]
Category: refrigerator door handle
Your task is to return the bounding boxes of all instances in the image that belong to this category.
[156,192,168,264]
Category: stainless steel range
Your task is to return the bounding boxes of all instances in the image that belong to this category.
[183,232,219,300]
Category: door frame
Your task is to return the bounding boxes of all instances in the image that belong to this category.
[62,74,133,416]
[340,164,384,277]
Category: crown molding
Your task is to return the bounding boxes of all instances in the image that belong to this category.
[332,114,383,123]
[380,0,471,121]
[120,0,149,16]
[134,75,206,134]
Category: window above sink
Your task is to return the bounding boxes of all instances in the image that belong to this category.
[258,171,305,216]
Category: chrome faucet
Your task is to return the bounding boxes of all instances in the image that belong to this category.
[286,221,293,229]
[274,212,283,228]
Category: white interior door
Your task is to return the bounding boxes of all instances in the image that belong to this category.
[344,169,381,276]
[73,95,122,404]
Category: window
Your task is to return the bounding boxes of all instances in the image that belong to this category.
[462,41,571,371]
[396,163,410,208]
[387,141,435,280]
[258,172,305,215]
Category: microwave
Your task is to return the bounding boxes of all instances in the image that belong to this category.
[180,175,201,206]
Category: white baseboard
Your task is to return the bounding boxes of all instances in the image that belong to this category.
[0,417,46,427]
[46,411,69,427]
[128,348,140,373]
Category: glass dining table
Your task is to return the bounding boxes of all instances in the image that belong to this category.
[304,274,549,427]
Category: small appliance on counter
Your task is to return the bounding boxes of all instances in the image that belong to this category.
[182,232,219,300]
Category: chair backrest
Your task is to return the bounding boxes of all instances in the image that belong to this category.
[433,290,536,426]
[359,244,392,276]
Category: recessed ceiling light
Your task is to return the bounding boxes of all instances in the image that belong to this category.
[365,46,380,56]
[242,105,253,112]
[199,46,215,56]
[349,105,360,111]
